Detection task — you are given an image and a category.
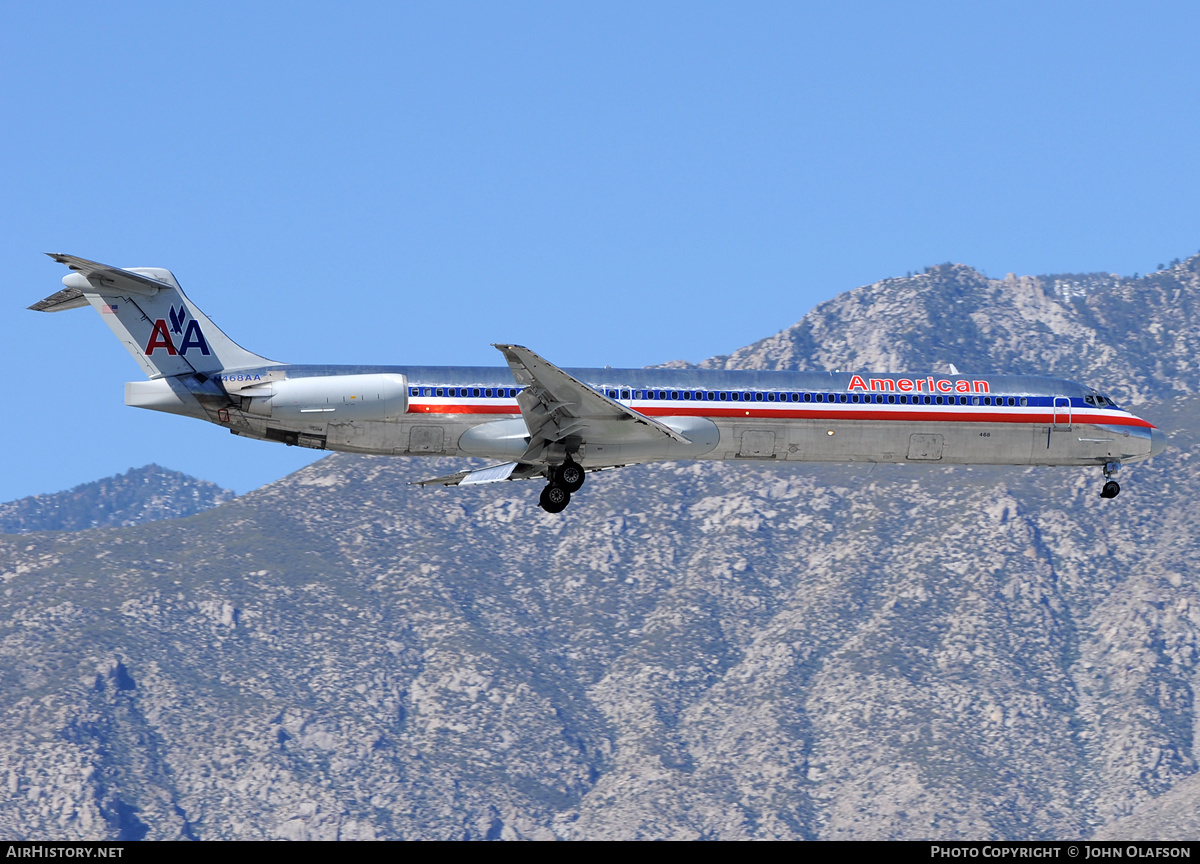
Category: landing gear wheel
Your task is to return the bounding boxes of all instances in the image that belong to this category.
[1101,480,1121,499]
[555,461,586,494]
[539,484,571,513]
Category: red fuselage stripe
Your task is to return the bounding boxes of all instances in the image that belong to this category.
[407,403,1156,428]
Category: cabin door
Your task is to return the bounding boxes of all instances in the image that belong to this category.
[1052,397,1071,430]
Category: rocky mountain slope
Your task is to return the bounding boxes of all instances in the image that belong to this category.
[0,465,235,534]
[2,256,1199,840]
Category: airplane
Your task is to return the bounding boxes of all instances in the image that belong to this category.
[31,254,1166,512]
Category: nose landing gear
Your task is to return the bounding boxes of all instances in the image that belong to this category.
[538,458,586,513]
[1100,461,1121,499]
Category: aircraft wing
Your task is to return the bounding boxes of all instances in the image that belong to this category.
[413,461,544,487]
[492,344,690,462]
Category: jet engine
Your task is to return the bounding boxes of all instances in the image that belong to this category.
[238,373,408,421]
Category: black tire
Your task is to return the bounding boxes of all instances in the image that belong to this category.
[556,461,585,493]
[539,484,571,513]
[1101,480,1120,499]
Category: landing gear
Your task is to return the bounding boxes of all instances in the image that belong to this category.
[1100,461,1121,499]
[539,483,570,513]
[539,459,585,513]
[553,459,586,494]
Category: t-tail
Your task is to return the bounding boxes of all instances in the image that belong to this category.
[30,253,277,378]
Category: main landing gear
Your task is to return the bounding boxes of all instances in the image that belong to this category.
[1100,461,1121,499]
[538,459,586,513]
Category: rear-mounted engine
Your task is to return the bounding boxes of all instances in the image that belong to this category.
[237,373,408,421]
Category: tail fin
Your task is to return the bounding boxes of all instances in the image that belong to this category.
[32,254,280,379]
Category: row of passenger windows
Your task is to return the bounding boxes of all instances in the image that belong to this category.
[411,386,521,398]
[605,389,1029,407]
[409,385,1029,407]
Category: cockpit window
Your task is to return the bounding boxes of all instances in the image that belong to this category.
[1086,391,1122,409]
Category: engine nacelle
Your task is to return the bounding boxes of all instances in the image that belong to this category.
[240,373,408,421]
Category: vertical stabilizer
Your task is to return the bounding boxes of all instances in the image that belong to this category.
[32,254,280,379]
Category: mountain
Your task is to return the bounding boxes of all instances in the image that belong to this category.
[0,465,236,535]
[1,257,1199,840]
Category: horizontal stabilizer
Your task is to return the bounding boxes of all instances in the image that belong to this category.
[44,253,173,295]
[28,285,89,312]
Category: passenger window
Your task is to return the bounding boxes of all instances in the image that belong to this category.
[888,395,896,404]
[621,390,631,400]
[804,393,812,402]
[1020,397,1027,406]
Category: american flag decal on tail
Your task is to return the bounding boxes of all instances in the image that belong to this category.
[101,304,118,314]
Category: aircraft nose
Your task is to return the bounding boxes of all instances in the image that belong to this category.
[1150,427,1167,458]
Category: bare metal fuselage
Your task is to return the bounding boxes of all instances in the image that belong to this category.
[33,254,1163,509]
[129,363,1163,471]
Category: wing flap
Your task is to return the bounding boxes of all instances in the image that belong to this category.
[412,461,541,487]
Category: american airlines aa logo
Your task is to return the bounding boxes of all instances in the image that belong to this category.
[145,304,211,356]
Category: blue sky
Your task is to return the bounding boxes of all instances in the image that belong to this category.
[3,2,1199,501]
